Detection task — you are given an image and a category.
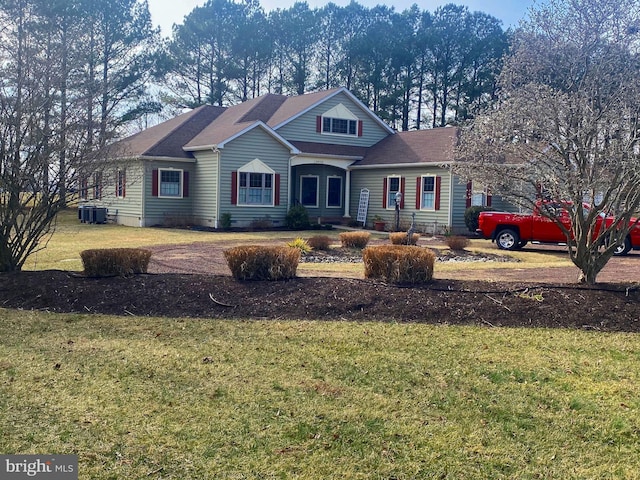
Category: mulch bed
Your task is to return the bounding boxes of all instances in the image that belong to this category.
[1,270,639,332]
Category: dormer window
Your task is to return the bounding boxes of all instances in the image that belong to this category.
[323,117,357,135]
[316,103,362,137]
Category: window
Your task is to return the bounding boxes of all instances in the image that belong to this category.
[421,176,436,210]
[322,117,357,136]
[239,172,273,205]
[386,176,401,209]
[327,176,342,208]
[316,104,362,136]
[93,173,102,200]
[466,181,491,207]
[300,176,319,207]
[159,169,182,198]
[116,169,126,198]
[80,177,89,200]
[232,159,278,207]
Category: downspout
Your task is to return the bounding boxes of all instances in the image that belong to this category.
[448,169,454,231]
[213,146,220,229]
[140,159,146,227]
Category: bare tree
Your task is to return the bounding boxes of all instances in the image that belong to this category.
[454,0,640,284]
[0,0,153,272]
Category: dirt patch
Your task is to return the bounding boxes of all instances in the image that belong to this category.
[1,238,638,332]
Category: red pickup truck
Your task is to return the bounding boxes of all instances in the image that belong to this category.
[476,202,640,256]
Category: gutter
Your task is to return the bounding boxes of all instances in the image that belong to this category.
[350,162,454,170]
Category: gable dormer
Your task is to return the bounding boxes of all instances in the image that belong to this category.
[316,103,363,137]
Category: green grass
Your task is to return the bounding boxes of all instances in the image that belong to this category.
[29,209,348,272]
[29,208,571,276]
[1,311,640,478]
[5,210,633,478]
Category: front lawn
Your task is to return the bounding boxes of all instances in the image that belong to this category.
[1,310,639,478]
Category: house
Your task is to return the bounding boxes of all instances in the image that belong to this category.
[84,87,506,233]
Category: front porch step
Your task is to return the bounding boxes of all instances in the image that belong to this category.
[311,216,349,225]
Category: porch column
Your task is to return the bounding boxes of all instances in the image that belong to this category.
[343,169,351,218]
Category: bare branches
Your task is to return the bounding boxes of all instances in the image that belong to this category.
[454,0,640,284]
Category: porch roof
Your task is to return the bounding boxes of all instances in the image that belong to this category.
[354,127,458,167]
[290,141,368,159]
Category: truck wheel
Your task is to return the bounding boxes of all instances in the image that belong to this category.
[496,229,520,250]
[613,237,632,256]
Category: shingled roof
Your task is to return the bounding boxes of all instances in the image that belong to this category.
[116,105,226,159]
[184,89,345,150]
[354,127,459,167]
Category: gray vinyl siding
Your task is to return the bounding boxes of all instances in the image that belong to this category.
[489,195,516,212]
[142,161,194,227]
[350,166,452,234]
[90,163,144,227]
[191,150,219,227]
[276,91,389,147]
[219,128,292,227]
[451,175,470,233]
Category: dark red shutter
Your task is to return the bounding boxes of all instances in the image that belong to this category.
[183,171,189,197]
[466,181,472,208]
[357,120,363,137]
[316,116,322,133]
[122,171,126,198]
[231,171,237,205]
[435,176,441,210]
[152,169,158,197]
[400,177,405,208]
[416,177,421,209]
[486,189,492,207]
[274,174,280,206]
[382,177,388,208]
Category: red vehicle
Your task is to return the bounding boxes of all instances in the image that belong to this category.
[476,202,640,256]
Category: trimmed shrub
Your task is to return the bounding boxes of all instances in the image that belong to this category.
[285,204,311,230]
[464,206,495,233]
[363,245,435,284]
[307,235,332,251]
[446,235,471,251]
[287,237,312,254]
[224,245,300,281]
[389,232,420,245]
[80,248,152,277]
[339,231,371,249]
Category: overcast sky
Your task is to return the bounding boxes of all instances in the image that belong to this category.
[147,0,540,37]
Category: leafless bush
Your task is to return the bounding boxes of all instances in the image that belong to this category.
[389,232,420,245]
[363,245,435,284]
[80,248,152,277]
[339,231,371,249]
[224,245,299,281]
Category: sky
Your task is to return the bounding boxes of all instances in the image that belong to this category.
[147,0,539,37]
